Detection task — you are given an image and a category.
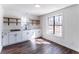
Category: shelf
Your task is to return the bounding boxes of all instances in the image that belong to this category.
[32,20,40,25]
[3,17,21,25]
[4,17,20,20]
[4,21,20,23]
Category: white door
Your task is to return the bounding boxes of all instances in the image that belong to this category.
[2,32,8,46]
[8,32,16,45]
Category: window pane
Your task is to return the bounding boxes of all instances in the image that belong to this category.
[55,26,62,37]
[59,16,63,25]
[48,17,54,26]
[48,16,54,34]
[55,15,62,25]
[48,26,53,33]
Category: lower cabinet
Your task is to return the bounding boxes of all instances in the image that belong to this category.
[22,30,32,41]
[16,32,22,42]
[22,31,28,41]
[2,32,9,46]
[2,31,22,46]
[8,32,17,45]
[33,29,41,38]
[2,29,41,46]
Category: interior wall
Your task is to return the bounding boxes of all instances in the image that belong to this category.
[40,4,79,52]
[29,15,39,20]
[0,5,3,52]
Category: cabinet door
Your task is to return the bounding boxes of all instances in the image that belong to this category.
[28,31,34,39]
[2,33,8,46]
[22,31,28,41]
[34,30,41,38]
[37,30,41,37]
[8,33,16,45]
[26,31,34,40]
[16,32,22,42]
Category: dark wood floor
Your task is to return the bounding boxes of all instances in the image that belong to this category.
[1,38,79,54]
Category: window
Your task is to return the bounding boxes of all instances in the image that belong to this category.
[55,15,63,36]
[48,15,63,37]
[48,17,54,34]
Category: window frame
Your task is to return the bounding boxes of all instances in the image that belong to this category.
[48,14,63,36]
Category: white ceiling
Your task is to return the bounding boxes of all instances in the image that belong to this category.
[2,4,72,17]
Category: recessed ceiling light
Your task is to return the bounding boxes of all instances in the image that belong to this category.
[35,4,40,8]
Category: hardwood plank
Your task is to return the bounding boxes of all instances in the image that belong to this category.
[1,38,79,54]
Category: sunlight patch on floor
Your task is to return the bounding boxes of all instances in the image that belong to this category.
[36,39,51,44]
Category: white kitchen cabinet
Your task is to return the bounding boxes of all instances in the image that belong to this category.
[2,32,9,46]
[8,32,16,45]
[2,29,41,46]
[27,30,34,39]
[8,32,22,45]
[22,31,28,41]
[22,30,34,41]
[2,31,23,46]
[16,32,22,42]
[36,30,41,37]
[33,29,41,38]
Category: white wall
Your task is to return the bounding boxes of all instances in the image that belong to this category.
[0,5,3,52]
[29,15,39,20]
[40,4,79,52]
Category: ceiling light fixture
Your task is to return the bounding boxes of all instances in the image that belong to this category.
[35,4,40,8]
